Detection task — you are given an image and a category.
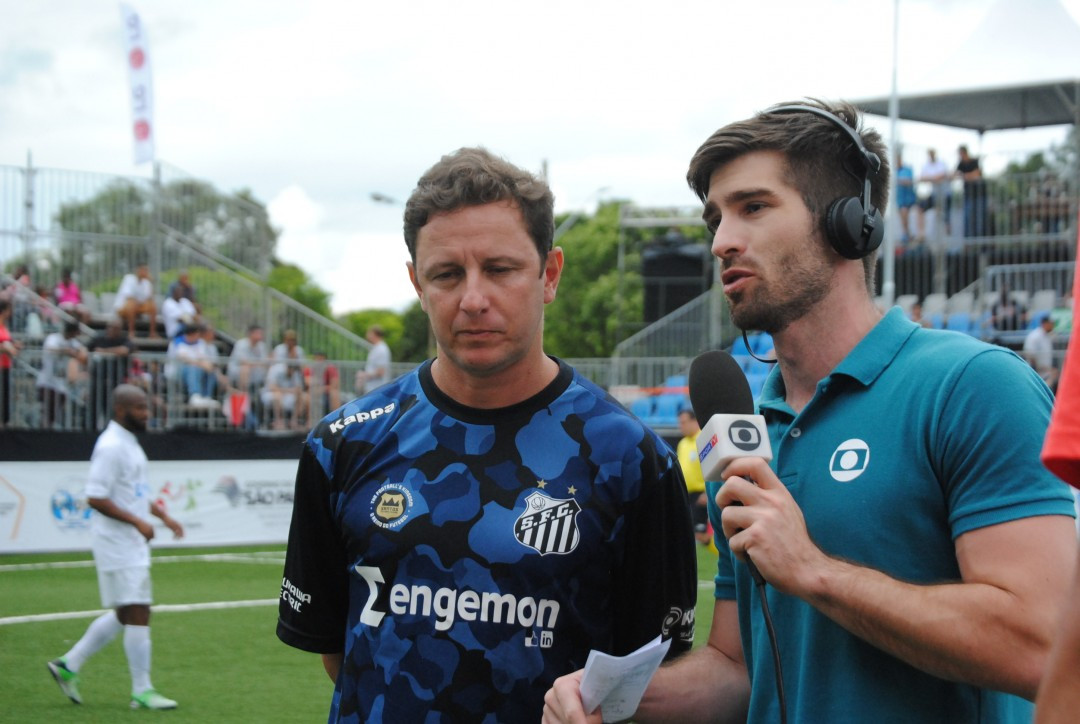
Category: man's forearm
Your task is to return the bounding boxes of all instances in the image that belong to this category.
[801,527,1073,700]
[635,644,749,723]
[88,497,143,528]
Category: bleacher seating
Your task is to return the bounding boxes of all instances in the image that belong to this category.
[945,312,976,336]
[1029,289,1057,317]
[746,371,768,399]
[97,292,116,318]
[922,293,947,318]
[630,397,654,420]
[894,294,918,316]
[946,291,975,316]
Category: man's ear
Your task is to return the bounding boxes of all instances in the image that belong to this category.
[407,262,427,312]
[543,247,564,305]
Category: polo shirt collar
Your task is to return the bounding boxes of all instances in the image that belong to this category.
[757,306,917,411]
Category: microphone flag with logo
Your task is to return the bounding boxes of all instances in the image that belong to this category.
[688,350,773,481]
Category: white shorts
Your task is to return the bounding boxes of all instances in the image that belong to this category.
[97,565,152,608]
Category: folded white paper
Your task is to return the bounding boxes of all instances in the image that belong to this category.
[580,635,671,722]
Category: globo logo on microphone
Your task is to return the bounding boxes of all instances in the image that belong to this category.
[696,414,773,481]
[728,421,762,451]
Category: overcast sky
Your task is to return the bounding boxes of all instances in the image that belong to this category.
[3,0,1078,314]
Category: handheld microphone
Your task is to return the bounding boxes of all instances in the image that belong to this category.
[689,351,773,480]
[689,350,772,584]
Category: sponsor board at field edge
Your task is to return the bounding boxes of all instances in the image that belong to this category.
[0,460,296,552]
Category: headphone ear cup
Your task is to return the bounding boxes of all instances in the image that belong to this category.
[825,196,884,259]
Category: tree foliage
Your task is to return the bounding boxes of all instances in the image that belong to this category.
[338,307,407,355]
[267,262,332,318]
[55,178,278,284]
[543,201,645,358]
[395,301,435,362]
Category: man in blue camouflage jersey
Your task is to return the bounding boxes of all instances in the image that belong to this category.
[276,147,697,723]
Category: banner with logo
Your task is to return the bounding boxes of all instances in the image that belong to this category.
[119,3,155,165]
[0,459,297,553]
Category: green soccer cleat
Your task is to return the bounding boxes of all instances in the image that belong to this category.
[130,688,178,710]
[46,658,82,705]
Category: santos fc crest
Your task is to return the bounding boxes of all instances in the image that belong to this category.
[514,491,580,555]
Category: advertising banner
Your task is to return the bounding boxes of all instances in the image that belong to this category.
[0,459,297,553]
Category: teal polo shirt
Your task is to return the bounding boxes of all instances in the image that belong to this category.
[707,307,1076,724]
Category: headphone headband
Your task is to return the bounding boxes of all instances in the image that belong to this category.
[768,104,881,174]
[764,104,884,260]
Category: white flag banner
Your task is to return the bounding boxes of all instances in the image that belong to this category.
[119,3,155,165]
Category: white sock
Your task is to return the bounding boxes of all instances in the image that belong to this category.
[64,610,122,672]
[123,625,153,694]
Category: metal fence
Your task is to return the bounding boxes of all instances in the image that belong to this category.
[1,344,419,435]
[614,170,1076,365]
[0,160,370,361]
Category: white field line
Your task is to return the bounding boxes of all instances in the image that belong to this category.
[0,598,278,626]
[0,552,284,572]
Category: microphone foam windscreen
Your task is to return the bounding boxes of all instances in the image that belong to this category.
[688,350,755,419]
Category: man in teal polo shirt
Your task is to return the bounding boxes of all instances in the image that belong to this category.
[543,100,1077,723]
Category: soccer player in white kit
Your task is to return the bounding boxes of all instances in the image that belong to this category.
[47,383,184,710]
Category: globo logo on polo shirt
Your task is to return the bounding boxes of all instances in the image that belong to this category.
[829,439,870,482]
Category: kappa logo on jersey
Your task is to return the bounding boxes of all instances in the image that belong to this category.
[514,491,581,555]
[829,438,870,482]
[329,402,396,434]
[370,483,414,529]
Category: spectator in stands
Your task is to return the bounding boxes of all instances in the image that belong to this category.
[87,318,136,431]
[1050,289,1073,334]
[261,359,306,430]
[29,284,57,337]
[990,285,1027,334]
[37,320,88,428]
[895,151,919,247]
[200,323,229,394]
[272,328,305,363]
[113,264,159,339]
[2,264,33,332]
[167,323,219,410]
[305,351,340,419]
[227,324,268,392]
[160,283,197,341]
[676,408,710,545]
[918,148,950,238]
[956,145,988,238]
[54,268,90,323]
[1024,313,1059,391]
[0,264,28,301]
[353,325,391,394]
[166,269,199,312]
[0,299,21,427]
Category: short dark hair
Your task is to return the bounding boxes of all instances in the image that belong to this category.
[678,408,696,421]
[687,99,890,292]
[403,147,554,268]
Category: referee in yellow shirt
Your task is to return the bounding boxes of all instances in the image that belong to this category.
[676,409,712,546]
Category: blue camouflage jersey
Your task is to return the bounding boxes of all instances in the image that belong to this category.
[277,358,697,723]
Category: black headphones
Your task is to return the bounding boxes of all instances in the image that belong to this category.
[769,105,885,260]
